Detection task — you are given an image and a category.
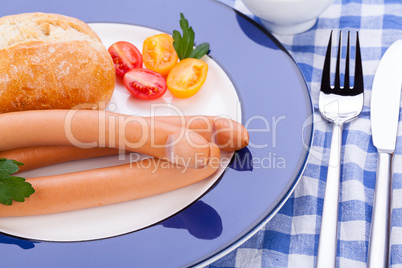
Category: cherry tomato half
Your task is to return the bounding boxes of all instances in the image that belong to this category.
[167,58,208,98]
[108,41,143,77]
[123,68,167,100]
[142,34,178,76]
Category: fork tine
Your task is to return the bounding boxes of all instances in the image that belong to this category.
[321,31,332,93]
[353,32,364,94]
[334,31,342,89]
[344,32,350,89]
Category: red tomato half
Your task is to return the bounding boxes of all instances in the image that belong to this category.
[108,41,143,77]
[123,68,167,100]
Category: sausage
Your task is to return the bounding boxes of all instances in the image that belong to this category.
[154,115,249,151]
[0,115,249,173]
[0,146,119,173]
[0,144,221,217]
[0,110,212,168]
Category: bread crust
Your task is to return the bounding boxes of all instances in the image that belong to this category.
[0,12,115,113]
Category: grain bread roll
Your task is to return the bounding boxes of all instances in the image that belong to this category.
[0,12,115,113]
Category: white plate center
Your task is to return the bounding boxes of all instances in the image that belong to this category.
[0,23,242,242]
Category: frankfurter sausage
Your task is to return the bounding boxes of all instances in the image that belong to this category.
[0,144,220,217]
[0,146,119,173]
[0,115,248,173]
[0,110,212,168]
[154,115,249,151]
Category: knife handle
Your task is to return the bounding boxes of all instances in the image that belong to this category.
[368,152,392,268]
[317,123,342,268]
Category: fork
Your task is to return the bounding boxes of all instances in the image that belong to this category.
[316,31,364,268]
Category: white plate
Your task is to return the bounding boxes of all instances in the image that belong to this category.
[0,23,242,242]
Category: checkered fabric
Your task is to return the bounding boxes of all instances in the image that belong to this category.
[209,0,402,267]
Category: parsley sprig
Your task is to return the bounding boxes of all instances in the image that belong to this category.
[172,13,210,60]
[0,158,34,206]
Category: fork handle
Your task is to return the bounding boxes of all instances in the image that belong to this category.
[368,152,392,268]
[317,123,342,268]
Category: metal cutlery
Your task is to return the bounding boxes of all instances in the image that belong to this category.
[316,31,364,268]
[368,39,402,268]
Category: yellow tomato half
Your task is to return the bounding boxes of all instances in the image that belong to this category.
[142,34,178,76]
[167,58,208,98]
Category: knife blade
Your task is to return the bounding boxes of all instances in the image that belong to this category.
[369,40,402,268]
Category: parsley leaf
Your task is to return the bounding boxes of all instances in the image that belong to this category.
[173,13,210,60]
[0,158,34,206]
[188,43,210,59]
[0,158,23,174]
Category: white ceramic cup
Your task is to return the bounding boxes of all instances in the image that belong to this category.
[241,0,334,35]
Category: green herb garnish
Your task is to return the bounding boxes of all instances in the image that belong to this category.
[172,13,210,60]
[0,158,34,206]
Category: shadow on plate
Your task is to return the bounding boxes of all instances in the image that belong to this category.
[161,200,222,240]
[234,11,287,53]
[229,147,253,172]
[0,233,38,249]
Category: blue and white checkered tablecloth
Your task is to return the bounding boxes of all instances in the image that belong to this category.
[210,0,402,267]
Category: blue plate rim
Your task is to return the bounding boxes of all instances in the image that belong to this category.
[192,8,314,266]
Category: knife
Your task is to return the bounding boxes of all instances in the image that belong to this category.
[369,40,402,268]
